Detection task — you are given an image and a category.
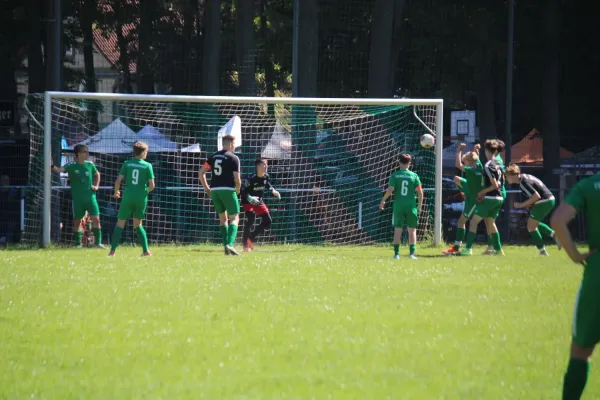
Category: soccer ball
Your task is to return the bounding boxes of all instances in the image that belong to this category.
[420,134,435,149]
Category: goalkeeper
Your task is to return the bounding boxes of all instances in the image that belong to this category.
[241,158,281,252]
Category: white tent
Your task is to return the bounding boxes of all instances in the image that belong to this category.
[137,125,178,152]
[181,143,202,153]
[217,116,242,150]
[261,121,292,159]
[75,119,139,154]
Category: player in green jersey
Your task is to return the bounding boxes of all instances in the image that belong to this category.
[505,163,561,255]
[380,153,424,259]
[51,144,104,248]
[460,140,505,256]
[109,141,156,256]
[443,143,484,255]
[550,174,600,400]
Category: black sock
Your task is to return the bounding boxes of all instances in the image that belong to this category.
[243,212,256,243]
[563,358,590,400]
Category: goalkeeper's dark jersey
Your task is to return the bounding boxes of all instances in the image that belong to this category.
[520,174,554,200]
[204,150,240,189]
[241,174,273,205]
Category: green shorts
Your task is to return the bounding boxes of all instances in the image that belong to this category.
[72,195,99,220]
[530,198,555,221]
[462,197,477,219]
[211,189,240,215]
[475,197,503,219]
[572,252,600,348]
[117,197,148,220]
[392,207,418,228]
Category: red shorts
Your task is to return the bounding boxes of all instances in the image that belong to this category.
[242,203,269,215]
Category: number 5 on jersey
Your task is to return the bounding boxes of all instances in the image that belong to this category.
[213,159,222,176]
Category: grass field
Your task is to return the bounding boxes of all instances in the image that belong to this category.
[1,244,597,399]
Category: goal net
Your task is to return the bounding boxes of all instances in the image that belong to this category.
[24,93,442,247]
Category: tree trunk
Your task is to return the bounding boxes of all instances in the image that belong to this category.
[474,50,497,143]
[28,0,45,93]
[296,0,318,97]
[368,0,396,98]
[114,0,132,93]
[137,0,155,94]
[202,0,221,95]
[82,0,98,131]
[541,0,560,188]
[260,0,275,115]
[235,0,256,96]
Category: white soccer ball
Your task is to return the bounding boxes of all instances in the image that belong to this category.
[420,134,435,149]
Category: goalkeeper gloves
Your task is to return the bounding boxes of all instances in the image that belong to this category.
[247,195,261,205]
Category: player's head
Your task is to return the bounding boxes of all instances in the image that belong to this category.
[505,163,521,184]
[222,135,236,151]
[496,139,505,153]
[463,151,479,167]
[133,141,149,159]
[255,157,268,176]
[484,139,499,159]
[73,144,89,162]
[398,153,411,169]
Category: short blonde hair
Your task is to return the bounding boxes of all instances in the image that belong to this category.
[133,141,149,156]
[505,163,521,176]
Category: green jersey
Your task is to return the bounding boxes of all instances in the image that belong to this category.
[565,174,600,251]
[494,154,507,198]
[389,169,422,209]
[463,164,485,198]
[119,159,155,200]
[64,161,98,200]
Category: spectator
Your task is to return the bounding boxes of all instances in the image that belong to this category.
[0,174,19,243]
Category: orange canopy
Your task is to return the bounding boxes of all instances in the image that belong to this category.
[501,129,573,164]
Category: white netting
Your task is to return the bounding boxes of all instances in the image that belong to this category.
[24,94,439,246]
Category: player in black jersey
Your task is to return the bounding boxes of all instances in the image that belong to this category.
[505,163,561,255]
[199,134,242,255]
[241,158,281,252]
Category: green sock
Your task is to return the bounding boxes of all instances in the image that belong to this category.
[454,228,465,250]
[110,226,123,252]
[487,234,493,247]
[393,244,399,256]
[491,232,502,251]
[74,230,83,246]
[227,223,238,247]
[135,226,149,253]
[409,244,416,255]
[465,231,476,249]
[92,228,102,245]
[562,358,590,400]
[538,222,554,238]
[219,226,228,246]
[529,229,544,249]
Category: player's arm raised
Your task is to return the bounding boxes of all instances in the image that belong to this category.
[113,174,124,199]
[551,203,591,265]
[455,143,467,171]
[199,162,211,197]
[51,158,66,173]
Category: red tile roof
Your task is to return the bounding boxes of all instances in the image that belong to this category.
[93,25,137,73]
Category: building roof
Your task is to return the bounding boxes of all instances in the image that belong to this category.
[93,25,137,73]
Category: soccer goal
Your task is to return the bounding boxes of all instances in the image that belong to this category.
[24,92,443,247]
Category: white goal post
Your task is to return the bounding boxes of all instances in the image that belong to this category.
[40,91,443,247]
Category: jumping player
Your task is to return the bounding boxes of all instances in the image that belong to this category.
[505,164,561,255]
[379,153,423,260]
[460,140,504,255]
[240,158,281,252]
[444,143,484,255]
[51,144,104,248]
[550,174,600,400]
[109,141,155,256]
[199,134,241,256]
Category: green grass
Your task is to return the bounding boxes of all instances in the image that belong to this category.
[0,244,596,399]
